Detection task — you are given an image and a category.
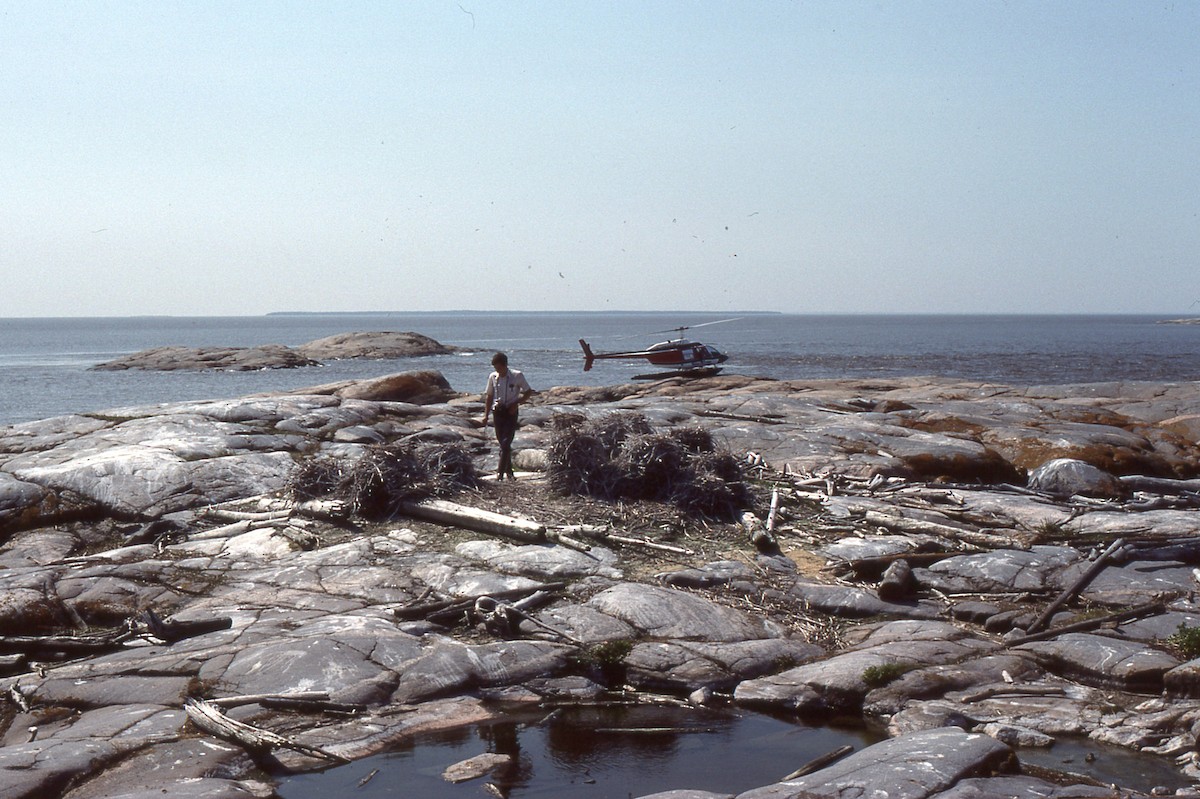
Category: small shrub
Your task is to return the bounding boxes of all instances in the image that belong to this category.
[1166,624,1200,659]
[862,662,912,688]
[545,412,751,520]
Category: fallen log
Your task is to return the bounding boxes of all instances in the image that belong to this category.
[1005,600,1166,647]
[863,510,1019,550]
[209,691,334,709]
[782,744,854,780]
[831,550,966,580]
[400,499,546,542]
[184,697,349,763]
[1119,475,1200,495]
[959,684,1069,703]
[0,631,131,657]
[1024,537,1126,634]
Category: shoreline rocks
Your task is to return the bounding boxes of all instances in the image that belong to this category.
[90,330,458,371]
[2,371,1200,797]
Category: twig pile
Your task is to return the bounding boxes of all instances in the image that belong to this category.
[545,412,751,520]
[289,442,479,519]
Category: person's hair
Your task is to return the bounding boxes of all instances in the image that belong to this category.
[491,352,508,367]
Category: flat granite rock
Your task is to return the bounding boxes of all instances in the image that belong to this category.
[3,373,1200,798]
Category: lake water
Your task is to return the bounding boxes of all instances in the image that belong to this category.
[1,312,1198,426]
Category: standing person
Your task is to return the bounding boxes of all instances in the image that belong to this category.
[482,352,535,480]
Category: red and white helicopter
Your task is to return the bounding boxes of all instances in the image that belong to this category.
[579,319,735,379]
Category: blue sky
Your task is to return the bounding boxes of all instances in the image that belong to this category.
[3,1,1197,316]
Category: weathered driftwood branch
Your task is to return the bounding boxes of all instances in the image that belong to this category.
[474,596,583,645]
[959,684,1068,703]
[184,697,349,763]
[1005,600,1166,647]
[394,582,568,624]
[1118,475,1200,495]
[399,499,546,542]
[209,691,333,709]
[863,510,1017,550]
[1025,537,1126,634]
[781,744,854,780]
[208,691,364,715]
[0,631,132,657]
[830,550,965,580]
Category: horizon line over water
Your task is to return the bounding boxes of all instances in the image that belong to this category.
[0,313,1197,427]
[2,310,1199,321]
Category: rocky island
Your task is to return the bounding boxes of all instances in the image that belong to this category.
[3,371,1200,798]
[89,331,457,371]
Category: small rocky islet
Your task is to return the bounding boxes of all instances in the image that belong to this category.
[89,330,457,371]
[3,356,1200,798]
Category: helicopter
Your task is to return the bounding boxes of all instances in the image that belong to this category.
[579,319,735,379]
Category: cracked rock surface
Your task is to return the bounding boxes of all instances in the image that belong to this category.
[2,371,1200,798]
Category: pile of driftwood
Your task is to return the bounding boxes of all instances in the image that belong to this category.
[290,442,479,519]
[545,412,752,520]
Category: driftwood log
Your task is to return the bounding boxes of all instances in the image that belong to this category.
[184,697,349,764]
[400,499,546,542]
[1005,600,1166,647]
[1024,537,1126,634]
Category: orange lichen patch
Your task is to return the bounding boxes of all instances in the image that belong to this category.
[897,413,988,438]
[997,441,1173,477]
[1159,414,1200,445]
[899,450,1023,484]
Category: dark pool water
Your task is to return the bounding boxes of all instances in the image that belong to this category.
[278,704,879,798]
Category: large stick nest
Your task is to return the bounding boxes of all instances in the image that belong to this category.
[289,442,479,519]
[545,412,751,520]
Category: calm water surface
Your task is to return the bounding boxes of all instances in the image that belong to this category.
[1,313,1197,426]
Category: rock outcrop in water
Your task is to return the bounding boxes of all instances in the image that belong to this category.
[89,330,457,371]
[2,372,1200,797]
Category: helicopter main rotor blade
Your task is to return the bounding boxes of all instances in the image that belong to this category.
[643,317,743,336]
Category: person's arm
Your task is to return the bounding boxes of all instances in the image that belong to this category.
[482,377,495,425]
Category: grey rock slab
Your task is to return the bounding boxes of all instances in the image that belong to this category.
[217,635,400,706]
[736,622,995,713]
[932,775,1121,799]
[532,603,637,644]
[863,653,1043,718]
[624,639,825,692]
[587,583,785,642]
[916,546,1083,595]
[659,559,755,588]
[1015,632,1180,691]
[389,638,574,704]
[783,578,944,620]
[733,727,1014,799]
[1076,558,1197,607]
[638,793,734,799]
[31,676,192,705]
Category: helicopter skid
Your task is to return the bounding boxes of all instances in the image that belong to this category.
[631,366,723,381]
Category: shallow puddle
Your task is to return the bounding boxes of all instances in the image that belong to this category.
[278,704,880,798]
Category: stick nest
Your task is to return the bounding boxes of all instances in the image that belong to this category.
[545,412,751,520]
[289,442,479,519]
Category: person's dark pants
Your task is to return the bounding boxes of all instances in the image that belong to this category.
[494,409,518,477]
